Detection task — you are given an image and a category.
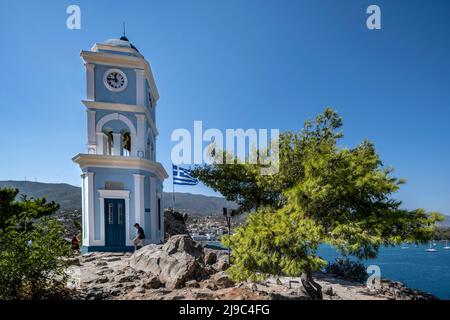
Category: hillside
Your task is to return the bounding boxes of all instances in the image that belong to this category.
[0,180,448,224]
[0,180,236,216]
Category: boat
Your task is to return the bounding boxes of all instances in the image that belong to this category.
[444,240,450,250]
[426,242,437,252]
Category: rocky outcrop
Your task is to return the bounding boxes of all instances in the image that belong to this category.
[212,271,234,289]
[130,235,206,289]
[374,278,438,300]
[164,209,189,239]
[67,238,439,300]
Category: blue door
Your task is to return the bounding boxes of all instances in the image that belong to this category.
[105,199,125,246]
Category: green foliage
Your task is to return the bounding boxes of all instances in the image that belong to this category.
[434,227,450,241]
[192,108,345,213]
[194,109,443,282]
[0,188,72,299]
[325,258,368,283]
[223,207,327,282]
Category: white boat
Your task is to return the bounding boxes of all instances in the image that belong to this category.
[444,240,450,250]
[426,242,437,252]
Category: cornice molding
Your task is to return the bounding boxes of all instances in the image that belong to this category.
[82,100,158,137]
[72,154,168,181]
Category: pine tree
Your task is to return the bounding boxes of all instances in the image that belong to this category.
[193,109,443,299]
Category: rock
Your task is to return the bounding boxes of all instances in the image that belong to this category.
[164,209,189,239]
[110,289,121,296]
[269,292,311,300]
[96,261,108,267]
[375,278,439,300]
[213,271,234,289]
[85,286,108,300]
[103,256,122,262]
[204,250,217,265]
[67,257,81,266]
[119,282,136,290]
[213,255,230,272]
[83,256,97,262]
[192,291,214,300]
[130,235,206,289]
[133,286,146,294]
[164,235,203,258]
[115,274,139,283]
[94,276,109,284]
[203,266,217,276]
[323,286,334,296]
[141,275,162,289]
[202,279,218,291]
[185,280,200,288]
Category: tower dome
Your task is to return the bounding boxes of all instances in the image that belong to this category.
[102,36,139,52]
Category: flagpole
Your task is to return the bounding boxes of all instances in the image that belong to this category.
[172,165,175,210]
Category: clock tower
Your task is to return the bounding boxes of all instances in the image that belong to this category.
[73,36,168,252]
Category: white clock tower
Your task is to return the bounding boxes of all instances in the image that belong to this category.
[73,36,168,252]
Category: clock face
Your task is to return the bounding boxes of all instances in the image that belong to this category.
[104,69,127,92]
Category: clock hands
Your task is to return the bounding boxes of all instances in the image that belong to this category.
[106,71,125,89]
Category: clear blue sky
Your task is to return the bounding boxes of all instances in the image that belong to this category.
[0,0,449,214]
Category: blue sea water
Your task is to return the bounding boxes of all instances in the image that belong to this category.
[205,241,450,299]
[318,244,450,299]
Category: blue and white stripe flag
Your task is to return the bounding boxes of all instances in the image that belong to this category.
[173,165,199,186]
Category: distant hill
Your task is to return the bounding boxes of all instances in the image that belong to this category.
[0,180,237,216]
[0,180,82,211]
[163,192,237,216]
[1,180,448,223]
[438,215,450,227]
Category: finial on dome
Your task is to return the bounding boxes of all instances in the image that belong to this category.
[120,22,129,42]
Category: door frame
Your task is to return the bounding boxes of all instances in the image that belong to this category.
[104,198,126,246]
[98,189,131,246]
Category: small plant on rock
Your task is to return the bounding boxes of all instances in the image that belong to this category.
[325,258,368,283]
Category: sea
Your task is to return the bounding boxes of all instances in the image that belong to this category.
[203,241,450,299]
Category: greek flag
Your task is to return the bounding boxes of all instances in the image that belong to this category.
[173,165,199,186]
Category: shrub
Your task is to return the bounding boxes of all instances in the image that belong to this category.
[0,188,73,299]
[325,258,368,283]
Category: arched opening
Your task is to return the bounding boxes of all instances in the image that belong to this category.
[122,132,131,157]
[96,113,137,157]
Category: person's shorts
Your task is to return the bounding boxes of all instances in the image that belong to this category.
[134,239,144,246]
